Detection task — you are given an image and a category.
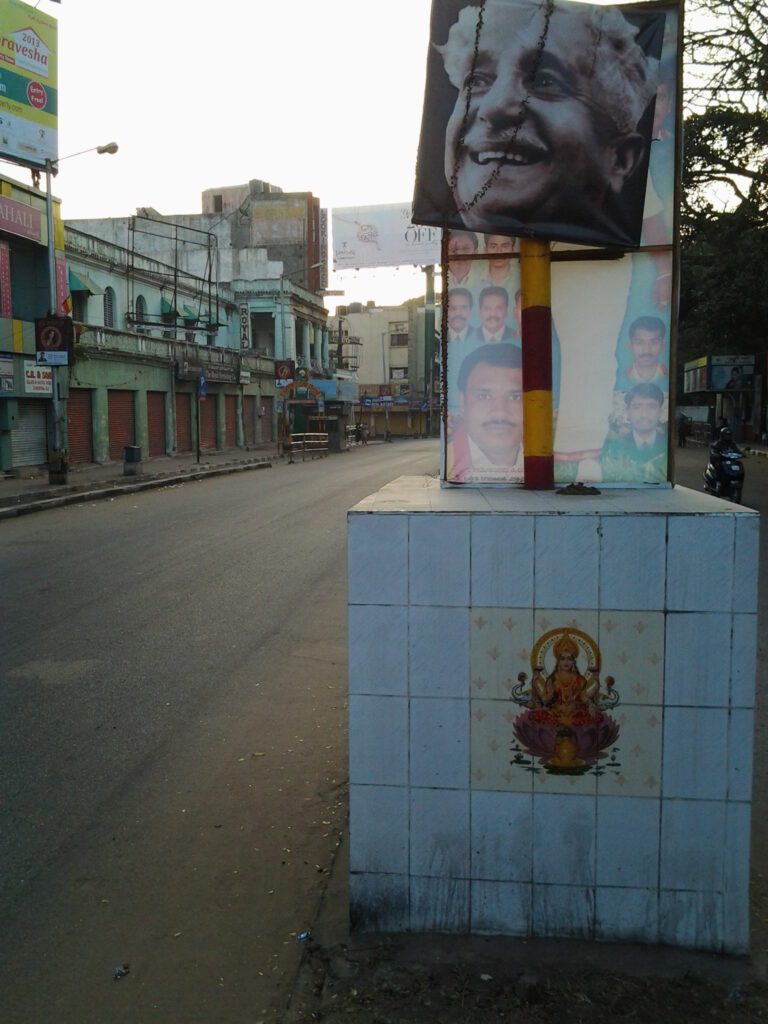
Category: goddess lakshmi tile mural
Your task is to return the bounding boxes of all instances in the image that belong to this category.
[470,610,663,797]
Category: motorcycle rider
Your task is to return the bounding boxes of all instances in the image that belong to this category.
[707,426,744,497]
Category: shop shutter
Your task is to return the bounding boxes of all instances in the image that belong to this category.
[261,396,273,442]
[107,390,135,461]
[147,391,166,457]
[224,394,237,447]
[243,396,255,445]
[11,400,47,467]
[67,388,93,464]
[199,396,217,450]
[175,392,192,453]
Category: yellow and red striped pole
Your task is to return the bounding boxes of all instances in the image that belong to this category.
[519,238,554,489]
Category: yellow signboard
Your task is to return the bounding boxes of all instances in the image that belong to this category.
[0,0,58,168]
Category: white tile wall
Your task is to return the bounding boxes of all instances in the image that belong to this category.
[733,515,759,613]
[348,695,409,787]
[348,487,756,950]
[534,516,600,609]
[471,791,533,881]
[410,515,470,607]
[470,514,534,607]
[731,614,757,708]
[349,873,409,932]
[599,516,666,610]
[662,708,728,800]
[532,794,597,886]
[660,799,727,892]
[659,890,724,951]
[471,880,531,935]
[723,802,751,954]
[410,788,470,878]
[663,613,731,707]
[728,709,754,802]
[532,884,594,938]
[409,607,470,698]
[348,513,408,605]
[666,515,734,612]
[348,605,408,696]
[596,797,660,889]
[595,887,659,943]
[410,876,470,932]
[349,785,409,874]
[410,698,469,789]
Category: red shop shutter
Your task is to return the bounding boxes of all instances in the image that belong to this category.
[147,391,166,457]
[67,388,93,465]
[200,397,217,450]
[107,390,135,461]
[261,396,273,442]
[175,393,192,452]
[225,394,237,447]
[243,395,255,445]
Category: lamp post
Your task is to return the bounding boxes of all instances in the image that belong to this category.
[44,142,118,483]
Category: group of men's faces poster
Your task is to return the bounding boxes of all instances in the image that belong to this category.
[422,0,679,487]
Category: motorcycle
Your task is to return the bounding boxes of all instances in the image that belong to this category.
[703,444,744,503]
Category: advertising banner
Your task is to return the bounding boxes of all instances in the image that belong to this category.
[710,356,754,393]
[239,304,251,349]
[332,203,441,270]
[413,0,666,249]
[275,359,295,388]
[0,0,58,168]
[443,244,673,486]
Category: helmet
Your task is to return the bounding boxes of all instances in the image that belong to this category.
[719,427,733,441]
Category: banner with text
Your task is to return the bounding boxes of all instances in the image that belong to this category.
[332,203,441,270]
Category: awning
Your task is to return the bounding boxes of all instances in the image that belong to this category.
[182,304,197,320]
[160,297,177,315]
[69,270,104,295]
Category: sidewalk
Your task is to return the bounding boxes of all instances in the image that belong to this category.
[0,443,283,520]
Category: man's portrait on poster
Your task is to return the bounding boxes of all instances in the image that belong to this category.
[414,0,665,249]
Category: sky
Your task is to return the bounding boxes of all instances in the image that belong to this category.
[18,0,436,309]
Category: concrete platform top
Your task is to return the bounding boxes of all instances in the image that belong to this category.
[348,477,757,517]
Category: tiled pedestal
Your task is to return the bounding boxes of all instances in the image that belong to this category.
[347,478,758,953]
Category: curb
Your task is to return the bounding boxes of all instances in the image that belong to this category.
[0,459,276,521]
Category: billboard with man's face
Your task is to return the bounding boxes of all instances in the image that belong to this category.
[414,0,665,249]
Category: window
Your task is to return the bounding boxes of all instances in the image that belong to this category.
[135,294,147,333]
[213,194,223,213]
[72,291,88,323]
[103,286,116,328]
[390,333,408,347]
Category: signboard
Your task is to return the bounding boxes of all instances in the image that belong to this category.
[413,0,665,249]
[332,203,441,270]
[198,372,207,398]
[23,359,51,394]
[0,0,58,168]
[239,303,251,349]
[239,369,251,385]
[0,353,13,391]
[319,208,329,289]
[0,194,41,241]
[275,359,295,388]
[35,314,72,365]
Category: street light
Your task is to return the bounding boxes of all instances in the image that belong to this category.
[45,142,118,482]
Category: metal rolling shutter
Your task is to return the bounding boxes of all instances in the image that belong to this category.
[175,393,192,453]
[67,388,93,465]
[224,394,237,447]
[107,390,135,461]
[11,400,48,467]
[147,391,166,457]
[261,396,273,442]
[199,396,217,450]
[243,396,255,445]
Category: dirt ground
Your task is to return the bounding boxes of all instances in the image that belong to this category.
[285,937,768,1023]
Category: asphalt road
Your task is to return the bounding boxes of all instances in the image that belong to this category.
[0,439,439,1024]
[1,441,765,1023]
